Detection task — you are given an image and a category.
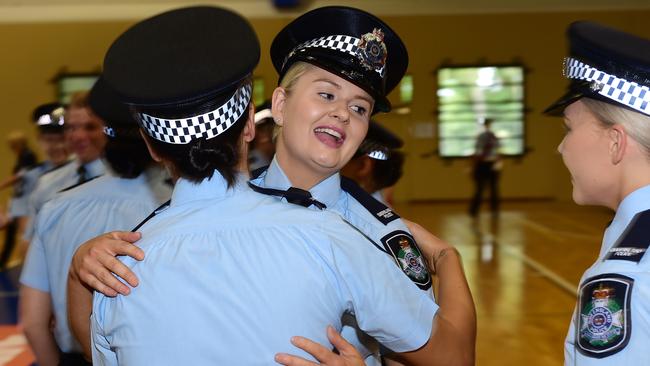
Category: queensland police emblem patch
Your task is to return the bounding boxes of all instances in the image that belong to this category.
[577,274,633,358]
[381,231,431,290]
[357,28,387,73]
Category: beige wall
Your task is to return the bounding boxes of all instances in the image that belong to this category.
[1,10,649,204]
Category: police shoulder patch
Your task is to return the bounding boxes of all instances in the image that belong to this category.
[577,273,633,358]
[381,230,431,291]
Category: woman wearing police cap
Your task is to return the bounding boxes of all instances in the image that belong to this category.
[70,6,476,365]
[545,21,650,365]
[248,7,474,364]
[65,5,467,365]
[19,77,171,366]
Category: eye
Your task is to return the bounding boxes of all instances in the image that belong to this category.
[562,121,571,133]
[318,92,334,101]
[350,105,368,116]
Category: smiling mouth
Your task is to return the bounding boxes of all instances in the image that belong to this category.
[314,127,345,143]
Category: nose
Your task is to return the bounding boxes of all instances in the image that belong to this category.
[329,101,350,124]
[557,137,565,154]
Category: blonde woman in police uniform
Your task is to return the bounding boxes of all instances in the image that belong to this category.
[545,21,650,365]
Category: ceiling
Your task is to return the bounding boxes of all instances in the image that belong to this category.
[1,0,649,22]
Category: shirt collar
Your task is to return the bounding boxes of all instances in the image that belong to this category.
[262,157,342,209]
[77,158,105,178]
[171,171,247,207]
[607,184,650,244]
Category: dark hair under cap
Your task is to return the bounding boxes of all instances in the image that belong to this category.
[32,102,65,134]
[271,6,408,114]
[102,6,260,184]
[88,76,152,178]
[545,21,650,117]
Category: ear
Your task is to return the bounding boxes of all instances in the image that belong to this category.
[271,86,288,127]
[608,124,627,165]
[140,130,162,163]
[241,103,256,143]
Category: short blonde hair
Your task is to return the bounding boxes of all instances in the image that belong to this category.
[272,62,316,140]
[68,91,90,109]
[583,98,650,156]
[279,61,315,94]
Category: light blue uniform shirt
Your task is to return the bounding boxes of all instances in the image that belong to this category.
[250,158,436,365]
[20,170,171,353]
[565,184,650,365]
[25,158,105,240]
[7,161,53,219]
[91,172,437,365]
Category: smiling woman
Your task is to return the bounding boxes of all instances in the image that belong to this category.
[272,62,373,189]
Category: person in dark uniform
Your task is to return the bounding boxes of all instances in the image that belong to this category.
[468,118,501,218]
[340,120,405,207]
[544,21,650,365]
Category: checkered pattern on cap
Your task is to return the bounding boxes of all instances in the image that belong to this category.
[564,57,650,116]
[287,34,386,77]
[137,84,252,144]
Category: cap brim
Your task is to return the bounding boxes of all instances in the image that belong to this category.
[543,88,585,116]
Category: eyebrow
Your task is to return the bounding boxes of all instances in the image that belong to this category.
[313,78,374,105]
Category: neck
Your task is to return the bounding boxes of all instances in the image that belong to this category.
[274,149,330,190]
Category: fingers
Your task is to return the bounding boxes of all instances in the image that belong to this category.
[112,240,145,262]
[80,273,118,297]
[110,231,142,244]
[274,353,317,366]
[289,336,337,364]
[326,326,357,358]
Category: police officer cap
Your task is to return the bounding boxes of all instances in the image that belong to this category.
[271,6,408,114]
[88,77,139,139]
[545,21,650,117]
[32,102,64,133]
[357,120,403,160]
[103,6,260,145]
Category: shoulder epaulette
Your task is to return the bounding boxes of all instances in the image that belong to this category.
[57,175,102,193]
[340,176,399,225]
[131,200,171,232]
[605,208,650,263]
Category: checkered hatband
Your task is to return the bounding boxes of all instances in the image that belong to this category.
[564,57,650,116]
[286,34,386,77]
[137,84,252,144]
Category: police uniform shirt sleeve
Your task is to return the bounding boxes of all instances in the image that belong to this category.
[19,213,50,292]
[325,222,438,352]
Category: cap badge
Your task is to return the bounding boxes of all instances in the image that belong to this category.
[590,82,604,92]
[357,28,387,72]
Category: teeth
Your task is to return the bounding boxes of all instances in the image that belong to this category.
[314,127,342,140]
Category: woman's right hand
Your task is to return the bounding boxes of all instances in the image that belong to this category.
[275,326,366,366]
[70,231,143,297]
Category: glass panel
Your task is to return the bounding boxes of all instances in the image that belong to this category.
[437,66,525,157]
[400,74,413,104]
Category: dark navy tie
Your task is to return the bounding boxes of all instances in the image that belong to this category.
[76,165,88,185]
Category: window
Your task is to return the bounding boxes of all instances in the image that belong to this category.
[253,77,265,107]
[437,66,525,157]
[56,74,99,104]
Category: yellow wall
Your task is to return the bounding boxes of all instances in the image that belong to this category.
[1,10,649,204]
